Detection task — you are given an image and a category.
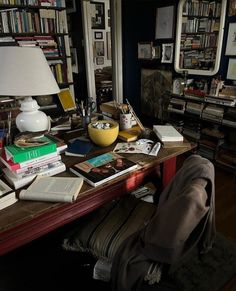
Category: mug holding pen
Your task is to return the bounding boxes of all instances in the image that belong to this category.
[77,99,96,130]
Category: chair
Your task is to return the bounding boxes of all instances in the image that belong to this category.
[62,154,215,291]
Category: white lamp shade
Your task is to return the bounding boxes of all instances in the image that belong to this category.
[0,46,60,96]
[0,46,60,132]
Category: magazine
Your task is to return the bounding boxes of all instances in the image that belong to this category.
[70,152,138,187]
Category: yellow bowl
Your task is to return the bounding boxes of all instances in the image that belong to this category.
[88,120,119,147]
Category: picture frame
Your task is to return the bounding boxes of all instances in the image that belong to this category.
[70,47,78,74]
[96,56,104,65]
[66,0,76,13]
[227,58,236,80]
[94,41,105,57]
[161,43,174,63]
[225,23,236,55]
[91,2,105,30]
[152,45,161,59]
[94,31,103,39]
[228,0,236,16]
[155,6,174,39]
[138,42,153,59]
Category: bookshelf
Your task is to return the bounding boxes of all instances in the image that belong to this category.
[167,91,236,171]
[0,0,74,99]
[174,0,227,76]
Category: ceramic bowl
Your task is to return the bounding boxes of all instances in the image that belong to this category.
[88,120,119,147]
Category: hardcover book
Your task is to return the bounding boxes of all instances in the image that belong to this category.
[0,150,59,172]
[70,152,138,187]
[0,179,17,210]
[3,161,66,189]
[65,139,94,157]
[4,136,57,163]
[153,125,184,142]
[118,125,142,142]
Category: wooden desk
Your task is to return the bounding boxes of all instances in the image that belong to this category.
[0,144,194,255]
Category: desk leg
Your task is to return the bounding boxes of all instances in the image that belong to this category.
[162,157,176,189]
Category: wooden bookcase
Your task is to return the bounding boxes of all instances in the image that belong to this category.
[167,92,236,171]
[0,0,74,100]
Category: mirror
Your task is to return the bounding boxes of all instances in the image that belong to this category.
[81,0,123,106]
[174,0,227,76]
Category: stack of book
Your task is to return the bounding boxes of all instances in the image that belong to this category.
[201,105,224,123]
[0,135,67,189]
[0,179,18,210]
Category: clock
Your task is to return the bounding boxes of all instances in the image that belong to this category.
[172,78,184,95]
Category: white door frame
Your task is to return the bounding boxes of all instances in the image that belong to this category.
[81,0,123,104]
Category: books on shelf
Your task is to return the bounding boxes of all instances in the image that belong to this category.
[0,179,17,210]
[3,161,66,189]
[4,136,57,163]
[19,176,83,203]
[58,88,76,112]
[153,125,184,142]
[70,152,138,187]
[65,139,94,157]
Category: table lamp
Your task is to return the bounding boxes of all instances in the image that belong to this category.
[0,46,60,132]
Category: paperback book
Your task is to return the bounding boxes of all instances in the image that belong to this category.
[153,125,184,142]
[70,152,138,187]
[19,176,83,203]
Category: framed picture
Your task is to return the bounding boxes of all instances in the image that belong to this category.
[161,43,174,63]
[91,2,105,29]
[70,47,78,74]
[152,45,161,59]
[94,31,103,39]
[155,6,174,39]
[228,0,236,16]
[227,58,236,80]
[96,56,104,65]
[94,41,105,57]
[67,0,76,13]
[138,42,153,59]
[225,23,236,55]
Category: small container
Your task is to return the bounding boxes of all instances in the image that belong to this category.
[82,115,91,130]
[120,113,132,130]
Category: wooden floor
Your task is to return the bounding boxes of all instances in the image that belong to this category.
[178,154,236,291]
[213,164,236,291]
[1,154,236,291]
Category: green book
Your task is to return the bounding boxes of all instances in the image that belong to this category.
[4,136,57,163]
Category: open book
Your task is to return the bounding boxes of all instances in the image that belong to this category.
[19,176,83,203]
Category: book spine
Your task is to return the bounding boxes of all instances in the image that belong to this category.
[69,167,95,187]
[14,156,62,176]
[19,191,73,203]
[6,143,57,163]
[4,162,66,189]
[0,151,59,171]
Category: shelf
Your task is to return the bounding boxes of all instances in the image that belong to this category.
[175,0,227,75]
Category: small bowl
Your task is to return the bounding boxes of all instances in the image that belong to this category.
[88,120,119,147]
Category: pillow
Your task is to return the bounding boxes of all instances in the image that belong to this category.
[62,195,156,261]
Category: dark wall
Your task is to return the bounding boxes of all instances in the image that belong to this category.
[122,0,236,116]
[122,0,176,115]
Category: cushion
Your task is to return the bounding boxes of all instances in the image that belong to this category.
[62,195,156,261]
